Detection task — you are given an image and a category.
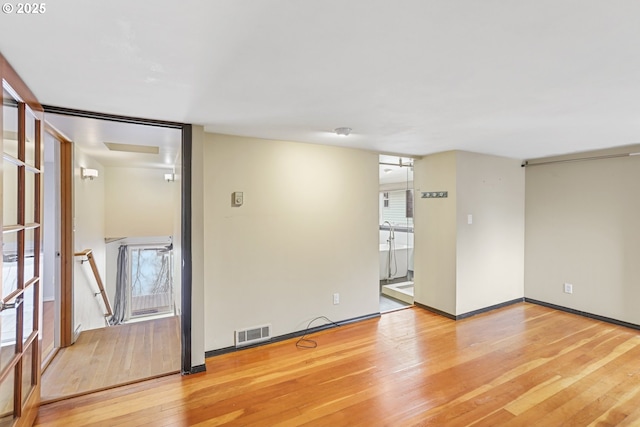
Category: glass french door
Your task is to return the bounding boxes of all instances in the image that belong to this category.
[1,78,42,426]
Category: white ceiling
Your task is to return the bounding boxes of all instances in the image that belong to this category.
[45,113,181,169]
[2,1,640,160]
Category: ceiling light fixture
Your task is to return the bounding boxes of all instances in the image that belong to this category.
[334,127,352,137]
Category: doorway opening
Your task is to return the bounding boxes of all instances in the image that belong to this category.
[378,155,414,313]
[40,111,184,402]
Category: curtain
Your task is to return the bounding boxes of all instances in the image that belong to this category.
[109,245,128,325]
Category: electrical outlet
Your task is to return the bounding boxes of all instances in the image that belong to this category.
[564,283,573,294]
[333,293,340,305]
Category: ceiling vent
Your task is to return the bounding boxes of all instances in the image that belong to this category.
[104,142,159,154]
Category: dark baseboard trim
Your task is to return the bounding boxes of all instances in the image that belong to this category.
[457,298,524,320]
[525,298,640,331]
[414,302,456,320]
[185,364,206,375]
[415,298,524,321]
[205,312,381,359]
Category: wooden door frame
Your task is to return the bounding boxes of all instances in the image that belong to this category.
[43,124,73,348]
[1,51,43,427]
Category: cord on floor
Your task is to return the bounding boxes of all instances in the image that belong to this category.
[296,316,340,349]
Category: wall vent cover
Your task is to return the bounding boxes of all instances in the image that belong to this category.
[235,324,271,348]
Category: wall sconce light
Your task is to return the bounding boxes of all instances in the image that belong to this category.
[81,167,99,180]
[164,173,175,182]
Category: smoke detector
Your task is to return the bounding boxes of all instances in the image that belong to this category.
[334,127,352,136]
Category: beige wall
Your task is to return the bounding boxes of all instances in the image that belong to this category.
[202,133,379,351]
[73,146,108,332]
[456,152,525,314]
[413,151,525,316]
[190,125,205,366]
[413,151,457,314]
[525,148,640,324]
[104,166,176,238]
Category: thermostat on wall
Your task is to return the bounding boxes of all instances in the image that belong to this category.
[232,191,243,207]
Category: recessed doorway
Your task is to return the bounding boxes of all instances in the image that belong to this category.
[378,155,415,313]
[40,111,183,402]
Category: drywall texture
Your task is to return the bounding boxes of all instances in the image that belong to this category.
[73,147,108,332]
[525,149,640,325]
[456,152,525,314]
[104,166,176,238]
[413,151,457,315]
[202,133,379,351]
[413,151,525,316]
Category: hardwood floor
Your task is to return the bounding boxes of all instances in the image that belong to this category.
[41,315,180,402]
[41,300,55,363]
[36,303,640,426]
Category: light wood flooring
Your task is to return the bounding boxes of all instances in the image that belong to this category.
[36,303,640,426]
[41,315,180,402]
[41,301,55,364]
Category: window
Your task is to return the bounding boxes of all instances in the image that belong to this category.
[381,189,414,228]
[129,246,173,318]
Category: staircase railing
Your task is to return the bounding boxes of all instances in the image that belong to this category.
[75,249,113,325]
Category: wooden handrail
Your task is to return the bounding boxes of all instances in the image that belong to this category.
[75,249,113,319]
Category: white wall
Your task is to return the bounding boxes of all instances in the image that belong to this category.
[202,133,379,351]
[525,147,640,325]
[104,166,176,238]
[413,151,525,317]
[73,146,108,332]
